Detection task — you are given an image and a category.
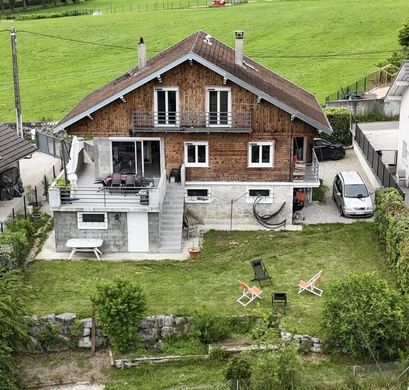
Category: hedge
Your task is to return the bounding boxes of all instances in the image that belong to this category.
[322,107,352,146]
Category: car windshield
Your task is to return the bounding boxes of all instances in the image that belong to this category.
[344,184,369,198]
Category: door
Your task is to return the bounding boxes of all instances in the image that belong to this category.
[127,212,149,252]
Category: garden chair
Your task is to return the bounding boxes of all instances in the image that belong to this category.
[298,270,323,297]
[109,173,122,193]
[237,281,263,307]
[250,259,273,287]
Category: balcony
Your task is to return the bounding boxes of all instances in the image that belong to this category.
[292,150,320,185]
[132,111,252,133]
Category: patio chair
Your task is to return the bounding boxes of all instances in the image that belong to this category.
[109,173,122,193]
[298,270,323,297]
[250,259,273,287]
[237,281,263,307]
[125,174,138,194]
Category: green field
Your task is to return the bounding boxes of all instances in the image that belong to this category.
[26,223,393,336]
[0,0,408,121]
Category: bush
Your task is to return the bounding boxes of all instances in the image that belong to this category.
[193,311,230,345]
[0,230,30,267]
[385,211,409,267]
[252,344,302,389]
[322,273,409,359]
[374,187,405,245]
[225,355,252,382]
[312,179,328,204]
[396,240,409,293]
[0,244,18,272]
[92,279,147,353]
[323,107,352,145]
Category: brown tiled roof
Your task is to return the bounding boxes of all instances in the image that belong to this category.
[54,31,331,133]
[0,124,37,171]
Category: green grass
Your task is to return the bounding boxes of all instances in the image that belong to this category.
[26,223,392,335]
[0,0,408,120]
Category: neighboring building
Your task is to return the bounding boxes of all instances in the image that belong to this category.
[0,124,36,201]
[386,61,409,185]
[50,31,332,253]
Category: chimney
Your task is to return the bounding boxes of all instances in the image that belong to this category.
[138,37,146,68]
[234,30,244,66]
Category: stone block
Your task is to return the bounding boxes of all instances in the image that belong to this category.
[21,335,44,354]
[40,314,57,324]
[83,327,91,337]
[161,326,175,338]
[46,335,69,352]
[311,337,320,343]
[81,318,92,328]
[78,336,92,348]
[163,315,174,327]
[56,313,76,324]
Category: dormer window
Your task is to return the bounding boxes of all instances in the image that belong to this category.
[154,88,179,126]
[207,87,231,127]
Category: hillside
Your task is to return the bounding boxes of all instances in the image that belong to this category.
[0,0,408,121]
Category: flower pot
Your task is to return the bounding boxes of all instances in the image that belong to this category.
[31,213,42,222]
[188,247,200,260]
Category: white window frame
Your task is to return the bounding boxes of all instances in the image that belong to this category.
[154,87,179,127]
[185,187,211,203]
[248,141,274,168]
[184,141,209,168]
[77,212,108,230]
[246,187,274,204]
[206,87,231,127]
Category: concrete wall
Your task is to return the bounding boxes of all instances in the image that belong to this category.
[148,212,160,252]
[326,98,400,118]
[185,183,293,228]
[94,137,111,179]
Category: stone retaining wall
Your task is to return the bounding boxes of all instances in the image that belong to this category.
[20,313,192,353]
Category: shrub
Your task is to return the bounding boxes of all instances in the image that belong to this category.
[252,344,302,389]
[398,19,409,50]
[0,244,18,272]
[92,278,147,353]
[374,187,404,245]
[385,211,409,267]
[322,273,409,359]
[193,311,230,345]
[0,230,30,267]
[396,239,409,293]
[312,179,328,204]
[209,346,230,361]
[225,355,252,382]
[323,107,352,145]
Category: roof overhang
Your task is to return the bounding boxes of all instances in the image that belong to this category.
[385,61,409,101]
[54,53,332,135]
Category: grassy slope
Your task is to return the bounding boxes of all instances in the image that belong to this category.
[26,223,392,335]
[0,0,408,121]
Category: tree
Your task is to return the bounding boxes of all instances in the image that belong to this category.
[92,278,147,353]
[398,19,409,52]
[322,273,409,359]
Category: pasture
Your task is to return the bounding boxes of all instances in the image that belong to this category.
[0,0,408,121]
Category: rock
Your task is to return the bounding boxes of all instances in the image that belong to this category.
[139,328,158,342]
[163,315,174,327]
[311,337,320,343]
[139,316,155,329]
[95,336,106,347]
[78,336,92,348]
[313,343,321,348]
[81,318,92,328]
[154,315,165,328]
[174,317,186,326]
[83,327,90,337]
[310,346,321,353]
[20,335,44,354]
[28,324,44,336]
[161,326,175,338]
[56,313,76,324]
[40,314,57,324]
[46,335,69,352]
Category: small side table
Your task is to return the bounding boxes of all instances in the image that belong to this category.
[272,292,287,308]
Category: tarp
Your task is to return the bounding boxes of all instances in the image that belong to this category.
[0,167,23,201]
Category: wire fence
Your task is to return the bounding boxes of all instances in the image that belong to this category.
[325,64,398,102]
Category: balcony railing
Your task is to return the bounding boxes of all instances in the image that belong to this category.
[132,111,252,132]
[292,150,319,183]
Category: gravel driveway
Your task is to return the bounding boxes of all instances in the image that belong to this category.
[302,149,375,224]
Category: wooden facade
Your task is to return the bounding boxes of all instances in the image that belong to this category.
[67,61,318,182]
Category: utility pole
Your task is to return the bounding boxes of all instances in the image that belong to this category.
[10,28,23,138]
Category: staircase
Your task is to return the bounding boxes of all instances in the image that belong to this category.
[159,183,185,253]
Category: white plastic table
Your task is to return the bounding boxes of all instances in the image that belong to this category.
[66,239,103,260]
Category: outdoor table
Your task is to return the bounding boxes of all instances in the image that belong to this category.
[66,238,103,260]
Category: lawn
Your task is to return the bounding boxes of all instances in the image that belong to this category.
[26,223,392,335]
[0,0,408,121]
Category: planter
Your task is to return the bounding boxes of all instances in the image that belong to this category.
[188,247,200,260]
[31,213,42,222]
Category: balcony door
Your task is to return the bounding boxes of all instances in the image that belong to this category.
[155,88,178,126]
[207,88,231,126]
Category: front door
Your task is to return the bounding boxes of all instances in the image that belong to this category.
[127,212,149,252]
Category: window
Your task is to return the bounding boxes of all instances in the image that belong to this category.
[207,88,231,126]
[154,88,178,126]
[186,188,210,203]
[184,142,209,167]
[78,212,108,230]
[246,187,273,203]
[248,141,274,167]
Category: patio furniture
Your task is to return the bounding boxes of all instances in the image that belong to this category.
[169,166,181,183]
[250,259,273,287]
[109,173,122,193]
[237,281,263,307]
[272,292,287,308]
[66,238,103,260]
[298,270,323,297]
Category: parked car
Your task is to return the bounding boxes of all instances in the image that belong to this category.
[332,171,374,217]
[313,138,345,161]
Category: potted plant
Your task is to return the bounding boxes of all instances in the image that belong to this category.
[55,178,71,203]
[188,236,200,260]
[31,206,42,222]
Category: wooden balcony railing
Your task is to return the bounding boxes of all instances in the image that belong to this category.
[132,111,252,133]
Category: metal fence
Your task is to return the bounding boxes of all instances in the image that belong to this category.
[325,64,398,102]
[35,131,70,164]
[355,125,404,199]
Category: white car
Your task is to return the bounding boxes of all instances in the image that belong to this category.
[332,171,374,217]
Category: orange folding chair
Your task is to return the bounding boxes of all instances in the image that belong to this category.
[237,281,263,306]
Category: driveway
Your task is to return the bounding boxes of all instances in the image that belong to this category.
[302,149,375,224]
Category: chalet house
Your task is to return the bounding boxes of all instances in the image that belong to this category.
[386,61,409,186]
[50,31,332,254]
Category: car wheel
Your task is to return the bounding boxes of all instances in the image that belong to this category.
[333,149,343,160]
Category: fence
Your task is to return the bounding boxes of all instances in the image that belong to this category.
[325,64,398,102]
[354,125,404,199]
[35,131,70,165]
